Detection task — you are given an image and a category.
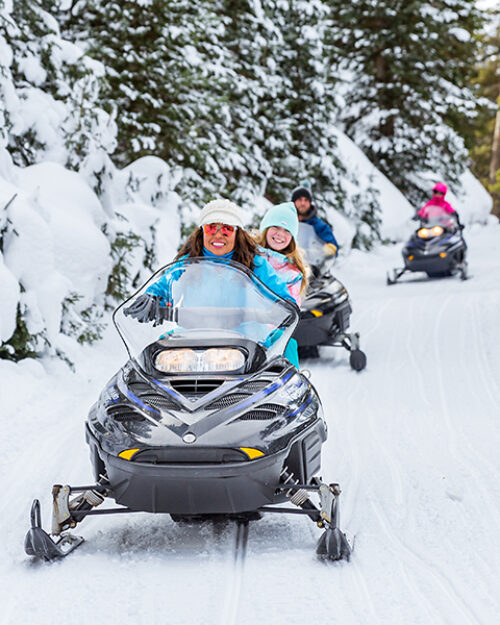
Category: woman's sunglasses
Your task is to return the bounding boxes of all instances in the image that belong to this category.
[203,223,237,236]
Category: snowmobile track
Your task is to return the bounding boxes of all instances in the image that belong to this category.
[220,521,249,625]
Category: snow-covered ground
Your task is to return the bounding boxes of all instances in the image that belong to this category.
[1,220,499,625]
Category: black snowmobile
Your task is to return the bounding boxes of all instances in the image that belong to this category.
[387,213,468,284]
[24,258,352,562]
[292,223,366,371]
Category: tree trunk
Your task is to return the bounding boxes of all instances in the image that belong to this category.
[489,108,500,184]
[490,108,500,219]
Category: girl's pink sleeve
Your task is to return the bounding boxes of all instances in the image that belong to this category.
[288,280,302,306]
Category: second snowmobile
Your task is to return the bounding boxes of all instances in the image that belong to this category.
[292,221,366,370]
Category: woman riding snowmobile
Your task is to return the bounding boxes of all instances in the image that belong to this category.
[129,200,300,368]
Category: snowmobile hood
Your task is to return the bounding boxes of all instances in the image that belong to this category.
[88,358,323,457]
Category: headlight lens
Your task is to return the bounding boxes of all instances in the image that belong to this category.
[155,348,245,373]
[418,226,443,239]
[202,348,245,371]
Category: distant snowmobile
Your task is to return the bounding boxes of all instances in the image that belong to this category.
[387,213,468,284]
[24,258,352,563]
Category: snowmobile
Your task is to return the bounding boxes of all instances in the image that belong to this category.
[387,213,468,284]
[24,258,352,562]
[292,224,366,371]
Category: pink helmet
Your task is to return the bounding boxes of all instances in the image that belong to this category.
[433,182,447,195]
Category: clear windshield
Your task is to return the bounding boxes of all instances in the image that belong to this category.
[113,258,299,368]
[297,222,325,267]
[420,210,458,229]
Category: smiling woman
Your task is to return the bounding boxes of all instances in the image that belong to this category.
[151,199,301,367]
[174,199,255,267]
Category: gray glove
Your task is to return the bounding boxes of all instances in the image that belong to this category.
[123,294,176,326]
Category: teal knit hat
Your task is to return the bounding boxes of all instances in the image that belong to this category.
[260,202,299,240]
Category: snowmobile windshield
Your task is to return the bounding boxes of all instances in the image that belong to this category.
[421,212,458,230]
[297,222,325,267]
[113,257,299,371]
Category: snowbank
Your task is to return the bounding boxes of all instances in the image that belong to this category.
[0,163,111,351]
[332,128,416,243]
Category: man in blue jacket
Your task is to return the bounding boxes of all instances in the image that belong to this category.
[291,186,339,256]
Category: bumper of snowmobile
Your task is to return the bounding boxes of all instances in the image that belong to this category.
[404,253,454,273]
[86,425,295,515]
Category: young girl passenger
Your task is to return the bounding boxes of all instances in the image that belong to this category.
[255,202,308,306]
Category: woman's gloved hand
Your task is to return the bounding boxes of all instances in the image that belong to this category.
[123,293,175,326]
[323,243,338,256]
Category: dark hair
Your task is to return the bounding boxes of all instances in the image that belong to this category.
[174,227,260,270]
[291,187,312,203]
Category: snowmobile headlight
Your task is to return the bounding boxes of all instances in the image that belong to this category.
[154,348,245,373]
[155,349,198,373]
[431,226,444,236]
[417,228,430,239]
[202,348,245,372]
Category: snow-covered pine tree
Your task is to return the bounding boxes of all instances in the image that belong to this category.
[0,1,118,361]
[211,0,281,213]
[470,11,500,217]
[258,0,382,247]
[65,0,251,212]
[1,0,114,179]
[329,0,484,205]
[264,0,344,203]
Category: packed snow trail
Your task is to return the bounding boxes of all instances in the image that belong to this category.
[1,223,500,625]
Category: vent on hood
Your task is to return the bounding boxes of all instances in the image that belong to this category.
[206,393,250,410]
[107,404,146,422]
[170,378,225,397]
[237,403,286,421]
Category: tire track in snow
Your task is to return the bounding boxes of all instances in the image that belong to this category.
[370,498,487,625]
[431,294,500,535]
[220,521,248,625]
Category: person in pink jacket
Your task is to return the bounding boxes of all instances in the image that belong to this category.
[254,202,308,306]
[417,182,457,221]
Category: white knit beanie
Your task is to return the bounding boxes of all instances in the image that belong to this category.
[199,199,244,228]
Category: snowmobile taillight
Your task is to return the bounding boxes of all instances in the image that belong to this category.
[118,448,140,460]
[154,348,245,373]
[239,447,265,460]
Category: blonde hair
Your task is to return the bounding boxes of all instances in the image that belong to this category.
[255,229,308,294]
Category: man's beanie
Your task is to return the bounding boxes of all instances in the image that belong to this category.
[291,186,312,204]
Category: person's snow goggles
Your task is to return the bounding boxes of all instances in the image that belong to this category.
[203,223,237,236]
